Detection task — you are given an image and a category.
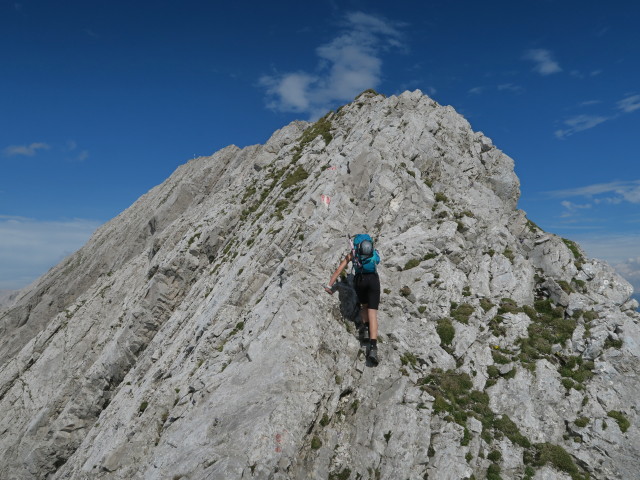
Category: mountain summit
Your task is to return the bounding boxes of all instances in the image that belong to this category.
[1,90,638,479]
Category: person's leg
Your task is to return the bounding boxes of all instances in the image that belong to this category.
[368,309,378,340]
[360,304,369,327]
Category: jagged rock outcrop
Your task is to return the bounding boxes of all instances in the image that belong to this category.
[1,90,638,480]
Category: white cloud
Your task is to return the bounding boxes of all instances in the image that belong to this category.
[0,216,101,290]
[3,142,50,157]
[617,94,640,113]
[554,114,609,138]
[560,200,592,217]
[497,83,524,94]
[64,140,89,162]
[468,86,485,95]
[571,234,640,293]
[76,150,89,162]
[523,49,562,75]
[547,180,640,205]
[260,12,405,119]
[579,100,602,107]
[612,257,640,293]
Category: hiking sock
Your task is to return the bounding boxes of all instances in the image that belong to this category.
[370,339,377,348]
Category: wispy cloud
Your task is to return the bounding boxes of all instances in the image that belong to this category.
[65,140,89,162]
[523,49,562,75]
[468,84,523,95]
[579,100,602,107]
[560,200,592,218]
[555,93,640,138]
[497,83,524,94]
[617,94,640,113]
[547,180,640,204]
[612,256,640,293]
[554,114,609,138]
[260,12,405,119]
[0,216,101,290]
[3,142,50,157]
[468,86,485,95]
[570,233,640,292]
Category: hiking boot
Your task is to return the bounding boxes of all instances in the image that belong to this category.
[367,345,379,365]
[359,324,369,341]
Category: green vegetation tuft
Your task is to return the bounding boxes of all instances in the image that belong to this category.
[400,352,418,367]
[461,427,472,446]
[486,463,502,480]
[604,337,623,349]
[435,192,448,203]
[489,315,507,338]
[487,450,502,462]
[607,410,630,432]
[404,258,422,270]
[355,88,383,99]
[437,318,455,346]
[299,115,333,146]
[557,280,574,294]
[517,299,577,369]
[498,298,521,315]
[493,415,530,448]
[480,298,495,312]
[187,232,201,247]
[281,165,309,189]
[527,443,587,480]
[523,465,536,480]
[399,286,412,297]
[420,369,476,426]
[574,417,589,428]
[562,238,583,261]
[241,185,257,204]
[328,468,352,480]
[451,303,475,324]
[311,436,322,450]
[503,248,515,263]
[320,414,330,427]
[526,219,542,232]
[492,350,510,365]
[139,401,149,413]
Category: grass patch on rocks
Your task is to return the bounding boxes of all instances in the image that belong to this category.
[437,318,455,346]
[525,443,588,480]
[450,303,474,324]
[403,258,422,270]
[517,299,576,367]
[419,369,532,450]
[281,165,309,190]
[607,410,630,432]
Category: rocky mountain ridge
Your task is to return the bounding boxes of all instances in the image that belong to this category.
[0,89,638,480]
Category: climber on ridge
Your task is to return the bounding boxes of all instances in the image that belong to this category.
[325,234,381,365]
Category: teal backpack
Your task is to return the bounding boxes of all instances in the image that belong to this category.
[351,234,380,274]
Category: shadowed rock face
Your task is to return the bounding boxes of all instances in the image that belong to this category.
[0,90,637,480]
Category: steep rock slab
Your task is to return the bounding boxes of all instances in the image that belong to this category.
[0,90,637,480]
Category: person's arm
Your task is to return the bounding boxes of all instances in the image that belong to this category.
[325,253,352,294]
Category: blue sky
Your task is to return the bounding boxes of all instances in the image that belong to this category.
[1,0,639,298]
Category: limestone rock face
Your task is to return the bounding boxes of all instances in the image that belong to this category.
[1,90,637,480]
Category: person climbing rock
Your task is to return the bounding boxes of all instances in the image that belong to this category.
[325,234,381,364]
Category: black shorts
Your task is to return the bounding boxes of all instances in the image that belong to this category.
[354,273,381,310]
